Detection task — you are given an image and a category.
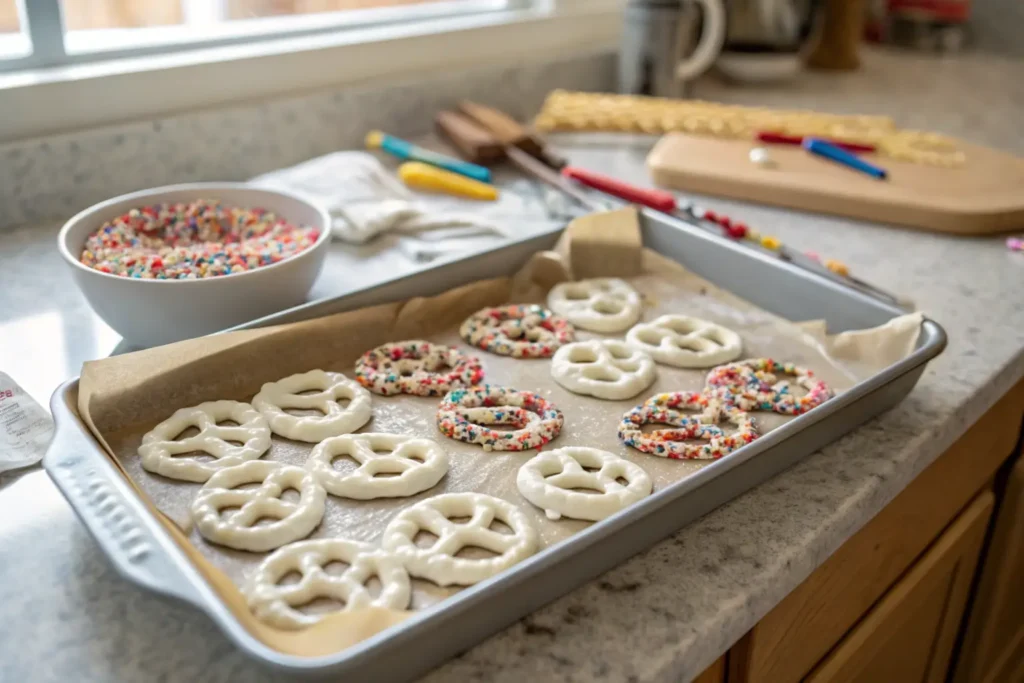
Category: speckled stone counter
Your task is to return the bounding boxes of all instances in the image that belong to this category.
[2,48,1023,683]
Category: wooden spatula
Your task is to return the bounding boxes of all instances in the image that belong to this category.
[434,111,506,164]
[436,109,599,209]
[458,100,566,169]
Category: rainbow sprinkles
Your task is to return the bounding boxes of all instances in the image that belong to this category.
[437,385,564,452]
[355,340,484,397]
[706,358,833,415]
[78,199,320,280]
[618,391,759,460]
[459,304,575,358]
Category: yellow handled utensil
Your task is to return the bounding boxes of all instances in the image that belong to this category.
[398,162,498,201]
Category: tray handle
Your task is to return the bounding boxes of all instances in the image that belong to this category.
[45,389,205,608]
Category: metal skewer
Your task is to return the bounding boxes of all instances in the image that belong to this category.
[560,165,909,308]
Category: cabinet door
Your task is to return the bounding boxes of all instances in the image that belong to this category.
[694,655,726,683]
[954,457,1024,683]
[728,384,1023,683]
[805,492,993,683]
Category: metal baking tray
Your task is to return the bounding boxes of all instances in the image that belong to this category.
[44,209,946,679]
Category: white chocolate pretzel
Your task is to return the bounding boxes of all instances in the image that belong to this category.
[244,538,411,629]
[705,357,833,415]
[381,492,538,586]
[436,385,564,452]
[459,304,575,358]
[305,433,448,500]
[550,339,656,400]
[626,315,742,368]
[253,369,372,442]
[138,400,270,482]
[354,340,483,397]
[547,278,642,333]
[618,391,758,460]
[517,447,652,521]
[191,460,326,552]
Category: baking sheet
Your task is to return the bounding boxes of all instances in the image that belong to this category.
[77,247,911,657]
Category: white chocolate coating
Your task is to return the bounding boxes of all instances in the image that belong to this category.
[547,278,642,333]
[550,339,656,401]
[191,460,326,552]
[244,538,411,629]
[253,369,372,442]
[305,433,448,500]
[517,447,652,521]
[626,315,742,368]
[381,492,538,586]
[138,400,271,483]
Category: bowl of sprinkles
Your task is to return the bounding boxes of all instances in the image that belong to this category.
[59,183,331,347]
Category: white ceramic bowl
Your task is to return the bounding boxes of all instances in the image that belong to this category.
[59,183,332,348]
[716,52,802,83]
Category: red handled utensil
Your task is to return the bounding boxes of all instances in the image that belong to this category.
[755,132,877,154]
[562,166,681,214]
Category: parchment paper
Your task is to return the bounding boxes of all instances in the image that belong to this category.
[76,245,917,658]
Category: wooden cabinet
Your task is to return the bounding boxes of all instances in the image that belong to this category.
[953,457,1024,683]
[725,378,1024,683]
[806,492,993,683]
[728,384,1023,683]
[694,656,726,683]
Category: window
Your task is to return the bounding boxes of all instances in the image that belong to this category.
[0,0,617,142]
[0,0,29,59]
[0,0,517,71]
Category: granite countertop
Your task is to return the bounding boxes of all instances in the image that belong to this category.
[2,48,1024,682]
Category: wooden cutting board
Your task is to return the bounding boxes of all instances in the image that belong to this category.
[647,133,1024,234]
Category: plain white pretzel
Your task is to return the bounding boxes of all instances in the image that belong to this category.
[626,314,742,368]
[253,369,372,442]
[305,433,448,500]
[381,492,538,586]
[547,278,642,333]
[517,447,652,521]
[138,400,271,482]
[191,460,326,552]
[244,538,411,630]
[550,339,656,400]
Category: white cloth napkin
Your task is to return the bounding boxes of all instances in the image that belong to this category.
[250,151,505,245]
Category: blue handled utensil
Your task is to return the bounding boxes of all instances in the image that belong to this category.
[803,137,888,180]
[366,130,492,183]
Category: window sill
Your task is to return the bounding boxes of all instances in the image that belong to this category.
[0,0,623,144]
